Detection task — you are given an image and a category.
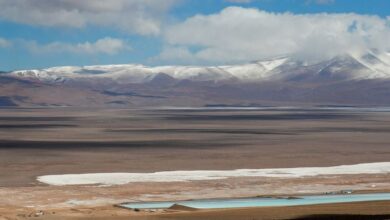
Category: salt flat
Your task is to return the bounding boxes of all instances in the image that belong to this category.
[37,162,390,186]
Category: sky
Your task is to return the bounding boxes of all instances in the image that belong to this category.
[0,0,389,71]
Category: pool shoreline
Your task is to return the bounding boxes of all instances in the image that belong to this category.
[119,192,390,210]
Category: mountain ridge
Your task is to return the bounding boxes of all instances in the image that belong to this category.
[8,52,390,83]
[2,52,390,107]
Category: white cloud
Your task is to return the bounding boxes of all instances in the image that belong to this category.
[0,38,11,48]
[25,37,131,55]
[0,0,178,35]
[151,46,198,65]
[161,7,390,64]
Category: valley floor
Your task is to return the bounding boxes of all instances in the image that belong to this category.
[0,107,389,219]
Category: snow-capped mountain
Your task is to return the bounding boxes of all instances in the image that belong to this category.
[2,51,390,107]
[8,57,290,84]
[8,52,390,84]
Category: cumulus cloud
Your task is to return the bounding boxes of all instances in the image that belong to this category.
[161,7,390,64]
[151,46,198,65]
[0,38,11,48]
[0,0,178,35]
[25,37,131,55]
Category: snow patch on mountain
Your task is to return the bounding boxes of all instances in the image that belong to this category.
[8,52,390,84]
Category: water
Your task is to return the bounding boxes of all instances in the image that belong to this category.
[120,193,390,209]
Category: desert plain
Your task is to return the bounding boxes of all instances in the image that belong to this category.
[0,107,389,220]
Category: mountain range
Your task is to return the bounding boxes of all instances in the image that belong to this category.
[1,51,390,107]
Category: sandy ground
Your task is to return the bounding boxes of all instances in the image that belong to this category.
[1,108,390,186]
[1,201,390,220]
[0,108,389,219]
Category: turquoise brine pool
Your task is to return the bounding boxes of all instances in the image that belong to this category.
[120,193,390,209]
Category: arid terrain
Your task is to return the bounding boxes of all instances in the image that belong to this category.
[0,107,389,219]
[1,0,390,219]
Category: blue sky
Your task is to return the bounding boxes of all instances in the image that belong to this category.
[0,0,389,71]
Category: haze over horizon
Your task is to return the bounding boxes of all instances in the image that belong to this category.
[0,0,390,71]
